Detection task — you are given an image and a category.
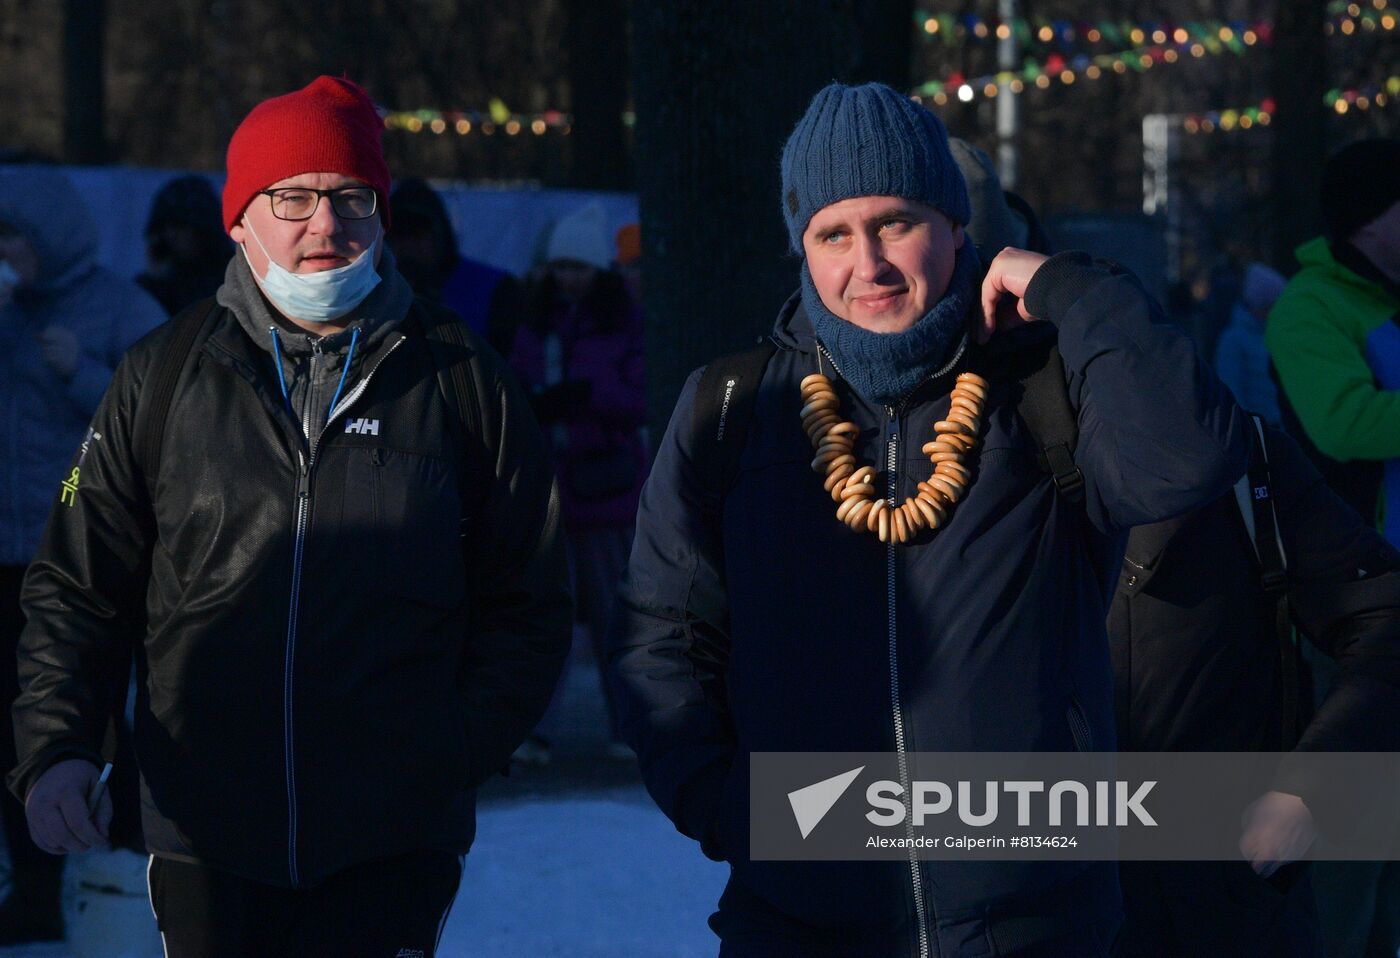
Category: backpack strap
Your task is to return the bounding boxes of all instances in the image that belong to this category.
[132,298,219,492]
[691,339,778,513]
[1232,415,1289,592]
[977,325,1084,503]
[1231,414,1299,748]
[413,301,490,524]
[1013,340,1084,503]
[418,304,483,442]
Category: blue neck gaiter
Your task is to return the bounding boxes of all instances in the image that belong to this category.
[800,242,980,406]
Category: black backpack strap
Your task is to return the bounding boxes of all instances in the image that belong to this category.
[978,325,1084,503]
[1233,414,1289,592]
[133,298,219,492]
[414,301,489,522]
[1231,414,1299,747]
[1015,340,1084,503]
[419,304,483,440]
[691,339,777,513]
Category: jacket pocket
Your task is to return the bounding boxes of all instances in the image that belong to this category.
[342,446,465,609]
[1067,696,1094,752]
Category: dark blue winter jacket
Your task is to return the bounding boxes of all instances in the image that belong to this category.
[609,252,1250,957]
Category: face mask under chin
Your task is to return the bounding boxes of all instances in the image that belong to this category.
[241,218,382,323]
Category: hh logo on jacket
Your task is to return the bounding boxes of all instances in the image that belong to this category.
[345,417,380,436]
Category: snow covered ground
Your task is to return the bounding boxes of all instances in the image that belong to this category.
[0,794,728,958]
[448,794,727,956]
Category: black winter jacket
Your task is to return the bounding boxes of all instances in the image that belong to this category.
[610,253,1250,957]
[9,299,571,888]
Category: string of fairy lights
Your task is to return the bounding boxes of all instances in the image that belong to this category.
[914,10,1270,50]
[381,97,574,137]
[912,0,1394,106]
[381,0,1396,138]
[1180,77,1400,135]
[911,0,1389,50]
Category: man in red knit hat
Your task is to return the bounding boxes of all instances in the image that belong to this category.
[8,76,570,955]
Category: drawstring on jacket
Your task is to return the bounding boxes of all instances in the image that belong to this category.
[268,325,361,429]
[326,327,359,424]
[270,326,295,423]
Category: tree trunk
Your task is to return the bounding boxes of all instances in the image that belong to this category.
[632,0,910,441]
[63,0,105,164]
[1270,0,1327,272]
[568,0,631,190]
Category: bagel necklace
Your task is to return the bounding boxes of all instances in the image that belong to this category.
[801,362,988,545]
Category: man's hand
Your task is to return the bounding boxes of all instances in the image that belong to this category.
[36,326,80,381]
[978,248,1050,344]
[1240,789,1315,878]
[24,758,111,854]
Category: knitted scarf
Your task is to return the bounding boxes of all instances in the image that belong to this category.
[800,242,980,406]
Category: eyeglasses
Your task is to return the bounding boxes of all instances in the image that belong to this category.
[259,187,378,222]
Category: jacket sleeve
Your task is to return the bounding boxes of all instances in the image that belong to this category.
[1266,288,1400,462]
[1266,427,1400,816]
[1023,252,1250,533]
[606,369,735,859]
[8,349,153,802]
[458,346,573,786]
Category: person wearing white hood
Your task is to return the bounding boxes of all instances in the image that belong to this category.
[0,165,165,943]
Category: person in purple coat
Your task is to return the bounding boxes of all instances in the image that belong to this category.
[511,203,646,751]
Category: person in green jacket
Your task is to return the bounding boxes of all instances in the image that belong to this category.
[1265,137,1400,958]
[1266,139,1400,541]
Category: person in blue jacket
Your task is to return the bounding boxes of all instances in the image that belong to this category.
[608,82,1249,958]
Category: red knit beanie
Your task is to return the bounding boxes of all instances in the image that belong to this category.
[222,76,391,232]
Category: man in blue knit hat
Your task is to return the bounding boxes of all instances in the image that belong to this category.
[610,82,1249,956]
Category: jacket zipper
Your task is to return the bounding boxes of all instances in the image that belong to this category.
[885,404,932,958]
[820,341,937,957]
[280,334,405,887]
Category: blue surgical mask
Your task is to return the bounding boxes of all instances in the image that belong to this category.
[241,219,381,323]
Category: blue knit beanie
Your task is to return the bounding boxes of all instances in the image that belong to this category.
[781,82,971,253]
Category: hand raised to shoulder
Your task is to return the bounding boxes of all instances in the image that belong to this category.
[977,248,1050,344]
